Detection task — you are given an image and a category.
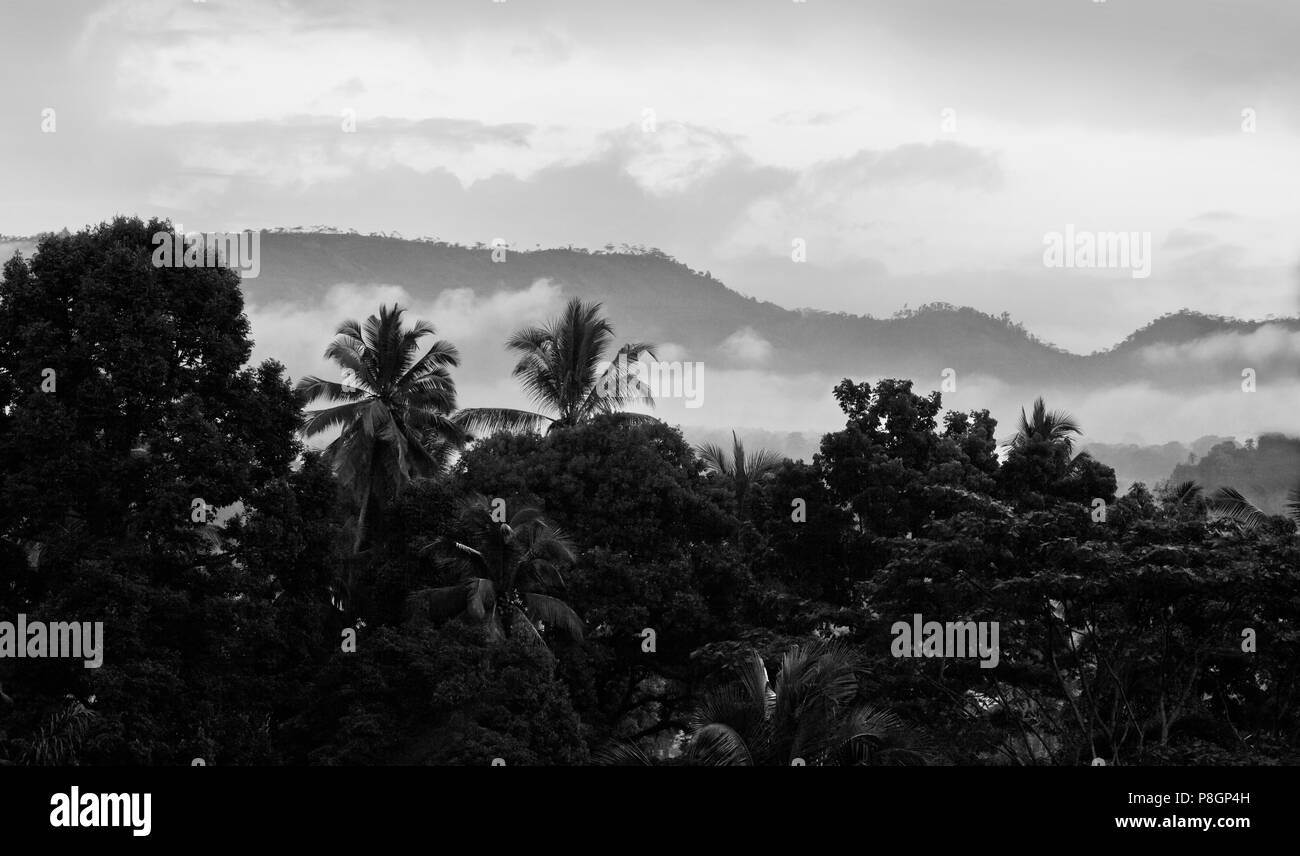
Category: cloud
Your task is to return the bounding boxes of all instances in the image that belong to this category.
[625,362,1300,450]
[812,143,1002,192]
[716,327,774,366]
[151,117,538,191]
[604,122,748,196]
[927,371,1300,448]
[510,30,573,65]
[656,342,691,362]
[333,77,367,98]
[772,110,853,127]
[716,141,1002,267]
[429,278,565,344]
[620,367,845,434]
[1163,228,1217,251]
[1136,323,1300,369]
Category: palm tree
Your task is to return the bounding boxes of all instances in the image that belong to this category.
[697,431,784,516]
[454,298,657,436]
[1159,479,1207,519]
[1206,484,1300,532]
[678,642,925,766]
[1206,487,1270,531]
[1006,396,1081,453]
[296,304,464,553]
[406,496,584,645]
[1169,480,1204,506]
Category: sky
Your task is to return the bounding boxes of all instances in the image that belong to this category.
[2,0,1298,355]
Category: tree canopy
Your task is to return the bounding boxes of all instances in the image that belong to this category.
[2,219,1297,767]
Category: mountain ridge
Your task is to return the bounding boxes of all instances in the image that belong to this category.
[230,231,1298,391]
[5,228,1297,396]
[6,228,1297,357]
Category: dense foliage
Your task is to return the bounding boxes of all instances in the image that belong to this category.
[1,218,1297,766]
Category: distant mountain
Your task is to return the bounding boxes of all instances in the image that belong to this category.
[1079,436,1234,495]
[6,230,1295,390]
[1169,434,1300,516]
[254,230,1045,380]
[1100,311,1292,354]
[236,231,1299,391]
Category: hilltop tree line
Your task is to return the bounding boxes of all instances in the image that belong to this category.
[1,218,1298,766]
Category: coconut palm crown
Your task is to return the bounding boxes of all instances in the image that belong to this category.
[454,297,657,437]
[1006,396,1081,453]
[697,430,784,515]
[406,495,584,645]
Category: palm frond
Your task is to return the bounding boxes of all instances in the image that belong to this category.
[1007,396,1081,451]
[335,318,365,343]
[398,338,461,387]
[322,337,374,389]
[1172,480,1203,505]
[686,723,753,766]
[405,584,469,621]
[295,376,369,406]
[744,448,784,479]
[521,592,584,640]
[429,538,492,579]
[453,407,552,438]
[464,578,497,621]
[592,412,659,429]
[592,742,658,766]
[299,400,370,438]
[736,649,772,712]
[1207,486,1269,531]
[829,704,921,766]
[1287,485,1300,523]
[697,442,733,478]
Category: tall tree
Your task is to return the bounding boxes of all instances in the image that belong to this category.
[296,304,464,553]
[454,298,657,436]
[818,378,995,536]
[0,217,305,765]
[996,395,1114,504]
